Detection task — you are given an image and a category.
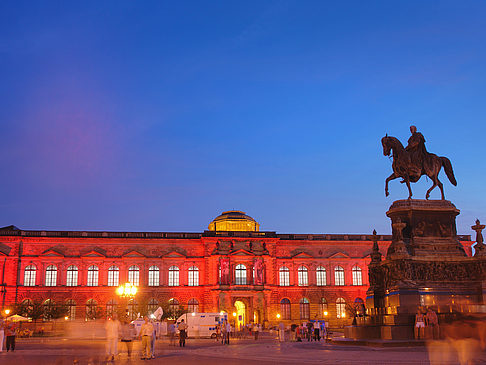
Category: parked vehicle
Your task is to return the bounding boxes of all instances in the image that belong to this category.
[176,312,228,338]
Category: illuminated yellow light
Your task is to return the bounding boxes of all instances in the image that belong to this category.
[232,312,237,317]
[324,311,328,316]
[130,286,137,296]
[64,316,69,320]
[220,311,224,315]
[192,312,195,316]
[276,313,281,319]
[4,309,10,315]
[341,312,346,318]
[116,286,124,296]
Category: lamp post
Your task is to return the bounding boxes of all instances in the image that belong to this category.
[116,282,137,319]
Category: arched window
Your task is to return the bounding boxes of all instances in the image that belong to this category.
[43,299,54,321]
[86,299,98,321]
[106,299,118,318]
[319,298,328,317]
[87,265,99,286]
[66,299,76,320]
[127,299,138,320]
[24,265,36,286]
[168,298,179,319]
[354,297,365,316]
[148,266,159,286]
[19,299,34,317]
[188,298,199,313]
[66,265,78,286]
[45,265,57,287]
[147,298,158,315]
[300,298,310,319]
[188,266,199,286]
[280,298,291,320]
[128,265,140,286]
[108,266,119,287]
[298,266,308,286]
[168,266,179,286]
[336,298,346,318]
[352,266,362,286]
[279,267,290,286]
[235,264,247,285]
[316,266,327,286]
[334,266,345,286]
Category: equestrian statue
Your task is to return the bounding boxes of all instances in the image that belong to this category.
[381,126,456,200]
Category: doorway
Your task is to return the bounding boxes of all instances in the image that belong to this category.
[234,300,246,329]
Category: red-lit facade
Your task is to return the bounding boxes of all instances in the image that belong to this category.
[0,212,473,328]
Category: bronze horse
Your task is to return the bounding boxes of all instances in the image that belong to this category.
[381,136,457,200]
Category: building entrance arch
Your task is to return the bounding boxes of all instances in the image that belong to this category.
[234,300,246,329]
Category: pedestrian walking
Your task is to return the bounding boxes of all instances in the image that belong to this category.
[168,323,176,346]
[225,320,231,344]
[150,319,156,359]
[140,316,154,360]
[278,322,285,342]
[313,320,320,341]
[178,319,188,347]
[0,318,4,353]
[254,323,260,340]
[425,307,439,339]
[120,318,136,359]
[306,321,313,341]
[105,314,121,361]
[5,320,16,352]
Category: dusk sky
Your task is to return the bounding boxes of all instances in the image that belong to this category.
[1,1,485,236]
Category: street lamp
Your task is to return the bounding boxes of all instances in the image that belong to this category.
[116,283,137,319]
[4,309,10,317]
[117,282,137,298]
[276,313,281,319]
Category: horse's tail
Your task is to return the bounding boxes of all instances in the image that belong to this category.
[441,157,457,186]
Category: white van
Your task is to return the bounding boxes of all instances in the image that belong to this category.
[176,312,228,338]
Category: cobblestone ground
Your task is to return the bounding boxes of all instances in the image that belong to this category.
[1,337,486,365]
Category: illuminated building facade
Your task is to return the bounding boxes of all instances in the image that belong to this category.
[0,211,473,327]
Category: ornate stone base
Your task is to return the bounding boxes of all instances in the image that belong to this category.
[350,199,486,340]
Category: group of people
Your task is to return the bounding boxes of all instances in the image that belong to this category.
[215,320,232,344]
[167,319,188,347]
[279,320,327,342]
[415,307,439,340]
[0,319,17,353]
[105,315,157,361]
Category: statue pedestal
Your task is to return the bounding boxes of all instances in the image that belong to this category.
[351,199,486,340]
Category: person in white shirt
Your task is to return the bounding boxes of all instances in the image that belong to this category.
[105,314,121,361]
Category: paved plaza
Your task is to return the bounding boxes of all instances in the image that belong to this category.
[1,337,486,365]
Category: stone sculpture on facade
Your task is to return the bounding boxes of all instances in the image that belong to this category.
[381,126,457,200]
[472,219,486,257]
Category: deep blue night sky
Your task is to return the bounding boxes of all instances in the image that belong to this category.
[0,1,485,235]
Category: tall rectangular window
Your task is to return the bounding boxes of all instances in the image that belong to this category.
[45,265,57,287]
[279,267,290,286]
[316,266,327,286]
[87,266,99,286]
[168,266,179,286]
[108,266,119,287]
[24,265,36,287]
[128,266,140,286]
[148,266,159,286]
[188,266,199,286]
[334,266,345,286]
[66,265,78,287]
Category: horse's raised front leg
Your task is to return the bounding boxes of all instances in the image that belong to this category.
[385,172,397,197]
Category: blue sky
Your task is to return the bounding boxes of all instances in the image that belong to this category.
[0,1,485,236]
